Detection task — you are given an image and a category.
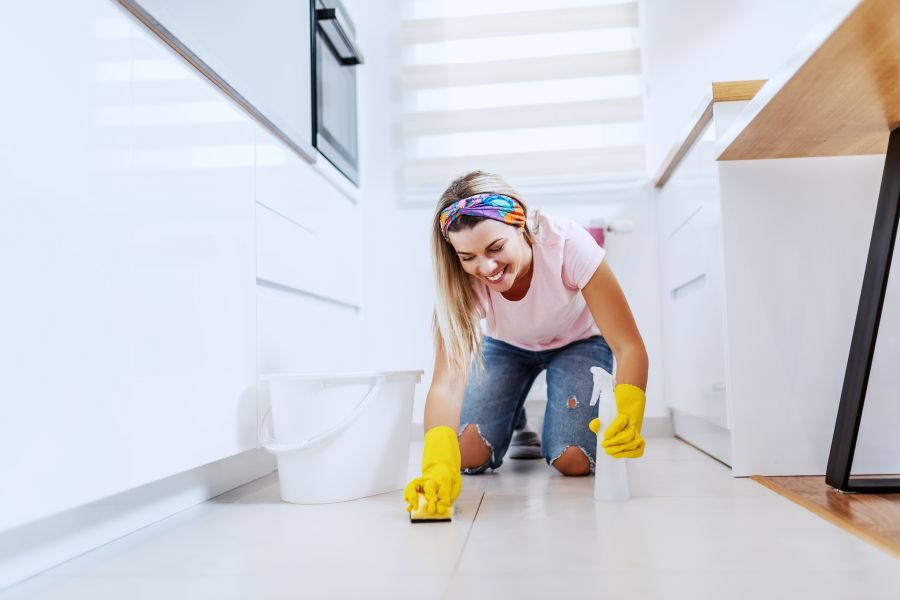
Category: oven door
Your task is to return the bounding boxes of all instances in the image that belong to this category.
[314,0,363,185]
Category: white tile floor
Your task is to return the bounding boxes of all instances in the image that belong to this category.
[4,437,900,600]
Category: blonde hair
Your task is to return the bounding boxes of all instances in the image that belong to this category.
[431,171,540,375]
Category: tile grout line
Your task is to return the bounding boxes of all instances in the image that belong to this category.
[443,490,486,596]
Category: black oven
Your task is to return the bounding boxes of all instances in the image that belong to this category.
[313,0,363,186]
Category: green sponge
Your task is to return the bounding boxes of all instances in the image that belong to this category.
[409,492,453,523]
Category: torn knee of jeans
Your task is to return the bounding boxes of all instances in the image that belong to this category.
[460,422,495,466]
[567,395,578,409]
[550,445,596,473]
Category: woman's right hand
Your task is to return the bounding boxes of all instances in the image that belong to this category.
[403,426,462,516]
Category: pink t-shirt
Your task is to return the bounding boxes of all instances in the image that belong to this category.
[470,213,606,351]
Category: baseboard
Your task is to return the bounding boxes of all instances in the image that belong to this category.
[671,409,732,466]
[0,448,275,591]
[641,415,675,438]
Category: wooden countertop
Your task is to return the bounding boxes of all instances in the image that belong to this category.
[717,0,900,161]
[653,80,764,187]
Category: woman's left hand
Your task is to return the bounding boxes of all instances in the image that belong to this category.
[589,383,646,458]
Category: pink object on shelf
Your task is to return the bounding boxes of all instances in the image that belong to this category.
[586,226,605,248]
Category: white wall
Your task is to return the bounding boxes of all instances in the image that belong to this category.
[639,0,839,173]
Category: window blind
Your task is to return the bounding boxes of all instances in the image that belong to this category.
[399,0,646,203]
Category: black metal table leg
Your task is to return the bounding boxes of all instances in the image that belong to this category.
[825,127,900,493]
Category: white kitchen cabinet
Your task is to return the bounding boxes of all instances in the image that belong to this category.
[125,0,315,160]
[0,0,364,534]
[654,87,755,465]
[0,0,379,589]
[0,2,259,531]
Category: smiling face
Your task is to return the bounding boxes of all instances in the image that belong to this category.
[447,219,533,292]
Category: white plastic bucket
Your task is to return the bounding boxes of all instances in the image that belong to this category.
[258,370,422,504]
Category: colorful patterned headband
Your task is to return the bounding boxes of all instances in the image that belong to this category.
[439,193,526,241]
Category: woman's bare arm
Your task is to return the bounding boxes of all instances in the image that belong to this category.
[581,261,649,389]
[423,339,469,432]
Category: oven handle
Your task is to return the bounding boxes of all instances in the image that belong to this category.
[316,7,364,65]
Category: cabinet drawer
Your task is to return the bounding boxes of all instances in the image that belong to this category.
[256,203,361,306]
[661,194,728,428]
[657,141,718,236]
[665,279,728,428]
[257,283,361,374]
[665,206,708,293]
[254,125,353,233]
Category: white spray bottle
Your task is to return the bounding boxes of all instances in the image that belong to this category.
[589,366,630,502]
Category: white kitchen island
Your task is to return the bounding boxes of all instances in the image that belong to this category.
[715,0,900,486]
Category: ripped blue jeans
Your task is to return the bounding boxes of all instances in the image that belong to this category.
[459,335,614,475]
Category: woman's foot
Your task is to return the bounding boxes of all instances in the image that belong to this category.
[508,426,542,459]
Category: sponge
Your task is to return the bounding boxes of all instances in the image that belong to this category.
[409,492,453,523]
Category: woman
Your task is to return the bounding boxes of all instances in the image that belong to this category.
[404,171,649,517]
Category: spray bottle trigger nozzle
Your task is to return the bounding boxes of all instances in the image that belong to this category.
[589,366,614,406]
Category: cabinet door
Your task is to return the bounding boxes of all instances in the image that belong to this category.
[662,205,728,428]
[658,140,718,236]
[130,0,314,157]
[256,202,362,308]
[0,2,258,531]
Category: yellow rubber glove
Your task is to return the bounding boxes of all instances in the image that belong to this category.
[403,425,462,516]
[588,383,646,458]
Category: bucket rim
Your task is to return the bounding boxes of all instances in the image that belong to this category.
[259,370,424,382]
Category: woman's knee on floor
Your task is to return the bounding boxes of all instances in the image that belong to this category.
[459,423,492,469]
[551,445,591,476]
